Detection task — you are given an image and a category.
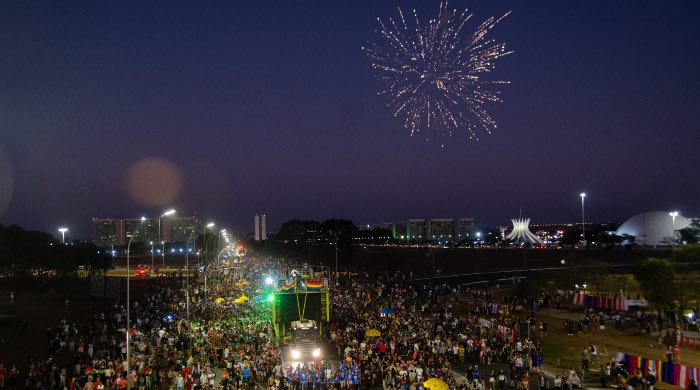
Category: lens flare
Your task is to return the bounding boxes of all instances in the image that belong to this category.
[126,157,182,206]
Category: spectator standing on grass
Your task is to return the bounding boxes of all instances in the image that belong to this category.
[581,347,590,371]
[600,364,607,388]
[553,375,562,390]
[569,371,581,390]
[645,368,656,390]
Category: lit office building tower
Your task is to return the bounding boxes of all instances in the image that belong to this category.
[254,214,267,241]
[93,218,123,246]
[162,216,200,243]
[123,217,158,244]
[380,217,475,243]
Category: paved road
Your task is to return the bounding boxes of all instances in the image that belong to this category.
[106,267,192,277]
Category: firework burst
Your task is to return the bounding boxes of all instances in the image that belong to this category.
[363,2,512,141]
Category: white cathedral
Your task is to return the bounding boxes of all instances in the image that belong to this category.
[505,218,543,244]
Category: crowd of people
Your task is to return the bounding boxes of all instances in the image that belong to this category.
[2,259,545,390]
[327,272,550,390]
[1,257,290,389]
[5,255,644,390]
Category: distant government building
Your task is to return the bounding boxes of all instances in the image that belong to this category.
[379,218,475,242]
[93,215,200,247]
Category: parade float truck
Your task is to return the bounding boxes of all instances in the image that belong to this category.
[288,319,323,362]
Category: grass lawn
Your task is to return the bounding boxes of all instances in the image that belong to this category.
[535,306,700,389]
[0,276,157,368]
[0,284,96,367]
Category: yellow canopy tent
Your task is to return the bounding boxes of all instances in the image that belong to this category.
[423,378,448,390]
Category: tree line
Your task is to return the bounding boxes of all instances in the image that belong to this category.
[633,244,700,313]
[0,224,111,277]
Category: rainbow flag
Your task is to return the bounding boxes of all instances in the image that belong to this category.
[306,279,324,291]
[643,359,661,377]
[688,367,700,388]
[280,281,296,292]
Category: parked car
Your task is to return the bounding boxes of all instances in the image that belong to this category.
[135,264,151,277]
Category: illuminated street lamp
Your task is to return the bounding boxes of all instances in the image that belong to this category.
[158,209,175,268]
[184,235,196,347]
[669,211,679,246]
[203,222,215,263]
[219,229,227,252]
[579,193,587,244]
[149,241,154,270]
[126,216,147,390]
[58,227,68,244]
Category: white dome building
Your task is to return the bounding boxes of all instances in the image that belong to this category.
[616,211,691,246]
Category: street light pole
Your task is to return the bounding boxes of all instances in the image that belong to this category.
[219,229,227,253]
[203,233,218,301]
[204,222,215,264]
[669,211,679,246]
[149,241,154,270]
[579,193,587,244]
[58,227,68,245]
[335,235,339,279]
[185,236,195,350]
[126,216,146,390]
[157,209,176,268]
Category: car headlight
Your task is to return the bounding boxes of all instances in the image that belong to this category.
[312,348,321,358]
[291,349,301,359]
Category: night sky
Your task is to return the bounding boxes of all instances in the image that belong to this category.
[1,1,699,239]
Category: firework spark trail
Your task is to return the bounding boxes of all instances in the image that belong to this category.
[363,2,512,141]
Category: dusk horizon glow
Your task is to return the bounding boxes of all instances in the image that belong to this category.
[1,1,698,239]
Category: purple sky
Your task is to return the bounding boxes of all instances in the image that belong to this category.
[1,1,699,239]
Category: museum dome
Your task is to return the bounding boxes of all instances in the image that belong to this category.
[616,211,690,246]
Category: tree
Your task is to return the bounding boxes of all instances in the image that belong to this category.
[559,229,581,247]
[0,224,110,276]
[671,244,700,263]
[482,228,502,246]
[277,219,322,243]
[509,278,543,301]
[672,263,700,312]
[678,227,699,244]
[633,257,676,311]
[598,232,625,248]
[581,262,610,296]
[320,219,357,246]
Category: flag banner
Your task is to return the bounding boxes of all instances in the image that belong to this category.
[617,352,700,388]
[306,279,324,291]
[280,281,296,292]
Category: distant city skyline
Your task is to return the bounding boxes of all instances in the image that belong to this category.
[1,2,698,240]
[41,210,697,242]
